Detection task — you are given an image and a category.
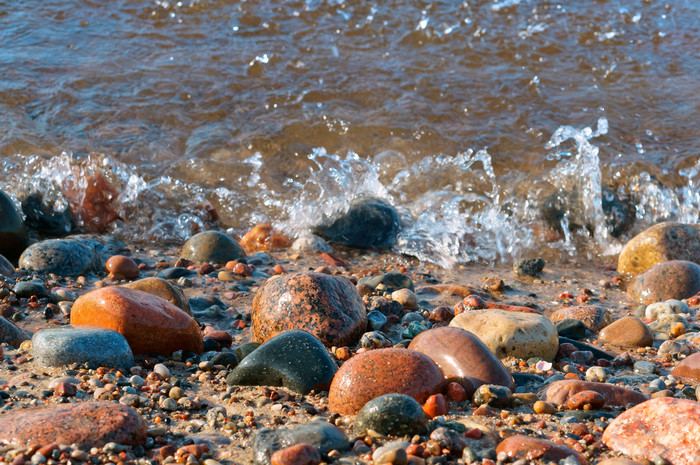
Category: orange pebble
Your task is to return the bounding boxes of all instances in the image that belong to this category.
[423,393,449,419]
[272,264,286,275]
[240,223,291,253]
[105,255,139,280]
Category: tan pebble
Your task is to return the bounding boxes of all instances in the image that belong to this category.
[513,393,538,405]
[533,400,556,414]
[391,289,418,310]
[670,322,686,338]
[218,271,234,282]
[169,387,184,400]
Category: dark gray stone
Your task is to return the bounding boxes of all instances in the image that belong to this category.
[180,231,245,264]
[20,193,74,237]
[209,352,239,368]
[368,296,404,317]
[556,319,589,340]
[19,239,101,276]
[31,326,134,368]
[13,281,47,298]
[235,342,261,361]
[430,427,465,454]
[226,330,337,394]
[360,272,414,292]
[559,337,614,361]
[313,198,401,250]
[189,295,227,313]
[367,310,388,331]
[0,190,28,263]
[0,254,13,277]
[157,267,195,280]
[0,316,28,347]
[607,372,658,387]
[253,421,349,465]
[513,258,545,276]
[354,393,428,436]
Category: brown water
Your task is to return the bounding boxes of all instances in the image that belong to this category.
[2,0,700,266]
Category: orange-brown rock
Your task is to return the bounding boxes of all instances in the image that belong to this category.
[549,306,613,333]
[270,443,321,465]
[618,222,700,276]
[122,277,190,314]
[70,286,202,355]
[496,435,586,464]
[670,351,700,383]
[105,255,139,280]
[598,316,653,348]
[328,348,443,415]
[627,260,700,305]
[240,223,291,253]
[62,171,121,233]
[539,380,648,407]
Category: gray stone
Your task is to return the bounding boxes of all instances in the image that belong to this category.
[19,239,101,276]
[555,319,589,340]
[253,421,349,465]
[290,234,332,254]
[0,190,29,263]
[0,317,28,347]
[367,311,388,331]
[354,394,428,436]
[0,254,13,277]
[646,300,691,319]
[634,360,657,374]
[372,441,410,465]
[360,331,392,350]
[513,258,545,276]
[13,281,46,298]
[607,372,658,387]
[66,234,127,264]
[359,272,414,293]
[430,427,466,454]
[31,326,134,368]
[180,231,245,264]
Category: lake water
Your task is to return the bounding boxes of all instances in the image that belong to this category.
[2,0,700,267]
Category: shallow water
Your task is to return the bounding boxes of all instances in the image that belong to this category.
[2,0,700,266]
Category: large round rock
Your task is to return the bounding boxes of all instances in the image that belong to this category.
[31,326,134,369]
[0,190,28,263]
[627,260,700,305]
[180,230,245,264]
[252,272,366,347]
[313,197,401,250]
[618,222,700,276]
[328,348,443,415]
[549,306,613,333]
[19,239,101,276]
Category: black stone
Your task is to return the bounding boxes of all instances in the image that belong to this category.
[13,281,47,298]
[210,352,239,368]
[359,272,415,293]
[253,421,349,465]
[0,190,29,263]
[20,193,74,237]
[189,295,226,313]
[512,373,545,387]
[513,258,545,276]
[313,197,401,250]
[559,337,614,360]
[157,267,195,280]
[556,319,590,340]
[354,393,428,436]
[19,239,101,277]
[226,330,338,394]
[202,338,220,352]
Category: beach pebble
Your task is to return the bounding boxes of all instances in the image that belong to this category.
[431,427,465,454]
[496,435,586,464]
[180,230,245,264]
[409,326,512,390]
[566,390,605,410]
[270,443,321,465]
[645,299,690,319]
[618,222,700,275]
[603,397,700,465]
[540,380,648,407]
[585,366,608,383]
[0,402,147,448]
[354,393,428,436]
[31,326,134,368]
[0,316,28,346]
[473,384,513,408]
[670,351,700,383]
[513,258,545,276]
[391,288,418,310]
[313,197,401,249]
[597,460,644,465]
[19,192,73,237]
[366,310,388,331]
[627,260,700,305]
[253,421,349,465]
[450,309,558,361]
[533,400,556,414]
[549,306,613,333]
[105,255,139,279]
[359,272,414,293]
[0,190,29,263]
[372,441,409,465]
[67,234,127,263]
[328,347,443,415]
[360,331,392,350]
[598,316,653,348]
[290,234,331,254]
[657,339,691,356]
[555,319,589,339]
[252,272,366,347]
[19,238,101,276]
[70,286,203,355]
[240,223,291,254]
[0,254,13,276]
[13,280,46,298]
[369,296,404,317]
[227,330,337,394]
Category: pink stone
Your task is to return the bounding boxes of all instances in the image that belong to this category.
[539,380,647,407]
[670,351,700,383]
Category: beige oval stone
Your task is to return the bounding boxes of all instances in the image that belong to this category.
[122,277,190,314]
[618,222,700,276]
[598,316,653,348]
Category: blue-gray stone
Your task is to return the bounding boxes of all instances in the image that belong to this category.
[367,310,388,331]
[66,234,127,263]
[0,316,28,346]
[31,326,134,368]
[607,372,658,387]
[401,321,428,339]
[359,272,414,292]
[19,239,100,276]
[555,319,589,340]
[13,281,46,298]
[354,393,428,436]
[634,360,657,374]
[559,336,614,360]
[253,421,349,465]
[157,267,195,280]
[180,230,245,264]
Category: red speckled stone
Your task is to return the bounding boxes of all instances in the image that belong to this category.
[566,390,605,410]
[549,306,613,333]
[627,260,700,305]
[0,402,147,448]
[270,443,321,465]
[670,351,700,383]
[496,435,586,464]
[328,348,443,415]
[603,398,700,465]
[105,255,139,279]
[539,380,648,407]
[408,326,513,391]
[70,286,203,355]
[252,272,366,347]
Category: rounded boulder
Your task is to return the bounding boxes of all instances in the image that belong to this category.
[180,230,245,264]
[618,222,700,276]
[627,260,700,305]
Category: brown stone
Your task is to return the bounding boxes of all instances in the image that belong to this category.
[539,380,648,407]
[603,398,700,465]
[240,223,291,254]
[70,286,203,355]
[496,435,586,464]
[105,255,139,279]
[618,222,700,276]
[408,326,513,390]
[627,260,700,305]
[252,272,366,347]
[62,172,121,233]
[270,443,321,465]
[122,277,190,314]
[671,351,700,383]
[328,348,443,415]
[599,316,653,348]
[566,390,605,410]
[0,316,27,347]
[549,306,613,333]
[0,402,147,448]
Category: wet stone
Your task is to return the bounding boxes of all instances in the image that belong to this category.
[157,267,196,280]
[372,441,409,465]
[566,390,605,410]
[559,337,615,360]
[67,234,127,264]
[670,351,700,383]
[253,421,349,465]
[0,189,29,263]
[360,331,392,350]
[359,272,415,293]
[430,427,465,455]
[368,296,405,317]
[290,234,332,254]
[209,352,239,368]
[513,258,545,276]
[13,281,46,298]
[555,319,589,340]
[32,326,134,368]
[19,239,101,277]
[0,316,28,347]
[634,360,656,374]
[473,384,513,408]
[236,342,261,361]
[0,254,13,277]
[19,192,74,237]
[105,255,139,279]
[496,435,586,464]
[599,316,653,348]
[618,222,700,276]
[366,310,387,331]
[401,321,428,339]
[270,443,320,465]
[354,393,428,436]
[540,380,648,407]
[627,260,700,305]
[549,306,613,333]
[122,277,190,314]
[180,230,245,264]
[226,330,337,395]
[312,197,401,250]
[658,339,692,356]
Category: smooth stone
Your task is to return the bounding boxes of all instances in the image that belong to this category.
[513,258,545,276]
[597,460,644,465]
[105,255,139,279]
[634,360,656,374]
[240,223,291,254]
[122,277,191,314]
[603,398,700,465]
[539,380,648,407]
[19,192,74,237]
[70,286,203,356]
[645,299,690,319]
[157,267,196,280]
[236,342,261,361]
[360,331,392,350]
[253,422,349,465]
[599,316,653,348]
[618,222,700,276]
[270,443,320,465]
[627,260,700,305]
[372,441,410,465]
[566,390,605,410]
[359,272,414,292]
[450,309,559,361]
[430,427,465,454]
[0,402,147,448]
[559,337,615,360]
[13,281,47,298]
[473,384,513,408]
[328,348,443,415]
[252,272,366,347]
[313,197,401,250]
[0,254,13,277]
[648,313,687,334]
[189,295,226,314]
[606,373,658,388]
[671,351,700,383]
[496,435,586,464]
[180,230,245,264]
[226,330,337,395]
[32,326,134,368]
[401,321,428,339]
[0,316,28,346]
[658,339,692,356]
[290,234,332,254]
[368,297,404,317]
[549,306,613,333]
[408,326,514,390]
[0,190,29,263]
[66,234,127,263]
[19,239,101,276]
[209,352,239,368]
[391,288,418,310]
[367,310,387,331]
[354,393,428,436]
[555,319,589,340]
